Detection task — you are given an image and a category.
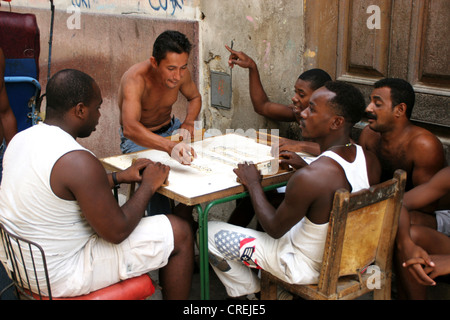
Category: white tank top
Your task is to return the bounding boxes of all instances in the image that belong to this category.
[0,123,95,288]
[317,144,369,193]
[285,144,370,284]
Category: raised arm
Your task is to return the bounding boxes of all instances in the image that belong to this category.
[226,45,296,122]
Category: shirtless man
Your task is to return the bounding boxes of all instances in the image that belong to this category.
[0,48,18,181]
[208,81,380,298]
[119,30,201,165]
[396,166,450,299]
[359,78,446,192]
[226,46,331,156]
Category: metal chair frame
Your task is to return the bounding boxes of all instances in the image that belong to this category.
[0,223,52,299]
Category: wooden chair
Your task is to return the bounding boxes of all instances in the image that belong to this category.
[0,223,155,300]
[261,170,406,300]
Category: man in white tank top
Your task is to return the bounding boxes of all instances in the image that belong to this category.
[0,69,193,299]
[208,81,381,298]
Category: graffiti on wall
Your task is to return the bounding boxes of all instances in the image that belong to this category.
[71,0,90,9]
[68,0,184,16]
[148,0,184,16]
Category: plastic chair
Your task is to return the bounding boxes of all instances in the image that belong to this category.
[0,223,155,300]
[0,11,42,132]
[261,170,406,300]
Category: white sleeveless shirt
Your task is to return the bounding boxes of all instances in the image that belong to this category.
[0,123,95,291]
[284,144,370,284]
[316,144,370,193]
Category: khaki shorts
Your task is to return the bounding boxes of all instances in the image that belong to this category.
[52,214,174,297]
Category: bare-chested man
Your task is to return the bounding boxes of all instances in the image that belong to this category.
[359,78,446,191]
[118,30,201,165]
[0,48,18,181]
[359,78,447,234]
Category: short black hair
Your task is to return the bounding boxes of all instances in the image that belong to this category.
[374,78,415,119]
[152,30,192,64]
[298,69,332,91]
[324,81,366,126]
[45,69,96,118]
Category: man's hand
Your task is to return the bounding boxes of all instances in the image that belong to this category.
[401,242,436,286]
[117,158,152,184]
[141,161,170,192]
[225,45,256,70]
[170,142,197,165]
[426,255,450,280]
[279,151,308,170]
[233,162,262,189]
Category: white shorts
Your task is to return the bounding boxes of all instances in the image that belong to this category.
[52,214,174,297]
[208,221,322,297]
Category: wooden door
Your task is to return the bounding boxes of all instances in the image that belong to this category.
[304,0,449,128]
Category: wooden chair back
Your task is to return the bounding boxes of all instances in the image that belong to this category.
[261,169,406,300]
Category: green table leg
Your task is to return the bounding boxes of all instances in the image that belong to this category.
[197,182,288,300]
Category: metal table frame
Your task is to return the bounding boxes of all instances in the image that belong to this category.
[100,132,296,300]
[195,181,288,300]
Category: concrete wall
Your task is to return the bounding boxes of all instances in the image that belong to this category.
[3,1,447,164]
[1,2,200,158]
[198,0,304,137]
[1,0,305,159]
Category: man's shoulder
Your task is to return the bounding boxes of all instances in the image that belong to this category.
[292,157,345,187]
[121,61,150,84]
[359,125,380,147]
[408,125,443,150]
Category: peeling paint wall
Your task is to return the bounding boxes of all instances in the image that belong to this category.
[3,0,200,19]
[199,0,305,137]
[1,1,200,158]
[1,0,306,158]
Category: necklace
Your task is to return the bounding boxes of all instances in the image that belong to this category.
[327,142,353,150]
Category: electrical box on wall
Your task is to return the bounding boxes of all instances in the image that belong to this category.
[211,71,231,109]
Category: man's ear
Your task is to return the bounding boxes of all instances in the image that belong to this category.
[331,115,345,130]
[394,102,407,118]
[150,56,158,68]
[73,102,86,119]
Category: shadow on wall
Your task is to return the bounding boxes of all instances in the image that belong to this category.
[5,7,199,158]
